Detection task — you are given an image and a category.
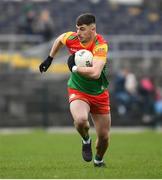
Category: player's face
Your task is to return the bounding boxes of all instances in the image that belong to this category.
[76,24,95,44]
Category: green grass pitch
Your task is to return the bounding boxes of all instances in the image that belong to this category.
[0,129,162,179]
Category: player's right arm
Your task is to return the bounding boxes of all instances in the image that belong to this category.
[49,33,65,58]
[39,33,65,73]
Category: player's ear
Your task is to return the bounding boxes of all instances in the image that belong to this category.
[90,24,96,32]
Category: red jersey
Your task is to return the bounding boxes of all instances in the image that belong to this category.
[61,31,108,62]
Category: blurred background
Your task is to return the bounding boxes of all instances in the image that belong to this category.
[0,0,162,129]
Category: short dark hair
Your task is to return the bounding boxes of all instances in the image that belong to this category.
[76,13,96,26]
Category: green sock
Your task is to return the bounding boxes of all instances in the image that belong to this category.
[95,154,102,161]
[82,134,89,141]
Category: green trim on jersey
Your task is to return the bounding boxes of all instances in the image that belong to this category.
[67,65,109,95]
[95,39,99,45]
[68,35,77,40]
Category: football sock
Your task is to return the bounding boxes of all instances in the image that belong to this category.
[94,154,103,162]
[82,134,89,141]
[94,159,104,164]
[82,135,91,144]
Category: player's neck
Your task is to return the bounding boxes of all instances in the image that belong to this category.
[81,33,97,47]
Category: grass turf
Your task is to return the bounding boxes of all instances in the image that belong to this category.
[0,129,162,179]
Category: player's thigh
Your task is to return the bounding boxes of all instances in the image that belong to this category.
[91,113,111,136]
[70,99,90,122]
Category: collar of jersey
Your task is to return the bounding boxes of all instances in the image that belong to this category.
[79,35,97,49]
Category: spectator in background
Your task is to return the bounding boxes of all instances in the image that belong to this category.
[35,9,54,41]
[113,68,138,115]
[125,69,137,95]
[124,69,139,109]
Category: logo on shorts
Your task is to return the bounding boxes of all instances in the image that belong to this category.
[101,86,105,90]
[69,93,76,99]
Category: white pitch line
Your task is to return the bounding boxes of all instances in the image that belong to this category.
[0,126,161,135]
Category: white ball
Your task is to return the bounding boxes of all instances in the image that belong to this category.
[75,49,93,67]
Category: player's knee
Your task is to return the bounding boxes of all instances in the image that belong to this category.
[74,115,88,128]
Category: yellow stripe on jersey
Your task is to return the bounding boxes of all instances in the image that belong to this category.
[61,31,74,45]
[93,56,107,61]
[93,43,108,62]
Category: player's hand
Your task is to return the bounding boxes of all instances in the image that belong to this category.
[67,54,76,72]
[39,56,53,73]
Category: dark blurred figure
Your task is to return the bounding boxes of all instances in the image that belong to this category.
[153,87,162,127]
[113,68,129,115]
[18,9,37,34]
[138,77,156,124]
[144,0,162,10]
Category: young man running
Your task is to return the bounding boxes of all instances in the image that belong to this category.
[39,13,111,167]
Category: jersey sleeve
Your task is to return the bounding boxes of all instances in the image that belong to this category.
[92,43,108,61]
[61,31,74,45]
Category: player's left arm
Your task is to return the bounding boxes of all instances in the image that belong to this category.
[77,43,108,79]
